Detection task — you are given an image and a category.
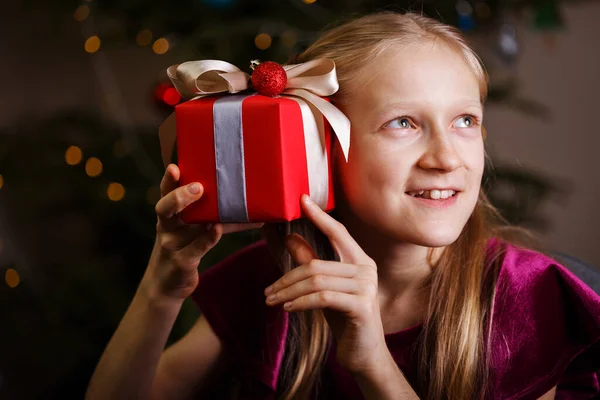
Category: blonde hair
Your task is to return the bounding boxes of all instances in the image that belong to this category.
[262,11,534,400]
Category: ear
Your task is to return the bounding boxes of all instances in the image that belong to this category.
[285,233,318,266]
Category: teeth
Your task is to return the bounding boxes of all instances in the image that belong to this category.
[407,189,456,200]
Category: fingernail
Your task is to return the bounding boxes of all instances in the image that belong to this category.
[284,302,293,309]
[303,194,313,205]
[266,294,277,303]
[188,183,200,194]
[264,286,273,295]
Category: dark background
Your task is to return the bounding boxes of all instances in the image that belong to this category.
[1,0,598,398]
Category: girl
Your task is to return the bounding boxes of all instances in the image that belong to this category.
[87,12,600,400]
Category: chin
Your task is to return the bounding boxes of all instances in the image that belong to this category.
[411,230,461,248]
[381,219,466,248]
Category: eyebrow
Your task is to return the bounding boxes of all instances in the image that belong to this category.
[372,100,483,120]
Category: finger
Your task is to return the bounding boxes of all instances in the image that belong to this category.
[285,233,318,266]
[300,194,372,265]
[266,275,361,306]
[222,223,264,234]
[160,164,180,197]
[171,224,223,269]
[155,182,204,232]
[265,259,359,295]
[283,291,356,314]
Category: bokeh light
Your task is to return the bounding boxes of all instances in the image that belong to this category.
[85,157,103,177]
[107,183,126,201]
[255,33,272,50]
[303,0,317,4]
[153,38,169,54]
[85,36,101,53]
[163,88,181,106]
[136,29,153,46]
[0,174,3,190]
[5,268,20,288]
[65,146,83,166]
[74,5,90,22]
[456,0,473,16]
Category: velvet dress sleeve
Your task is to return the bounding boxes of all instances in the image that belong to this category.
[190,240,289,393]
[489,240,600,400]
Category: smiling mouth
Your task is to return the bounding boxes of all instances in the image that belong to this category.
[405,189,458,200]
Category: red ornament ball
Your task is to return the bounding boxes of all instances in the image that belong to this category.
[251,61,287,97]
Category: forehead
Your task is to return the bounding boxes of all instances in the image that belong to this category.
[354,41,481,110]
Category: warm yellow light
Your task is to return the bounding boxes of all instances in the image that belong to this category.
[5,268,20,288]
[85,36,101,53]
[85,157,103,177]
[254,33,272,50]
[153,38,169,55]
[65,146,83,165]
[74,5,90,22]
[281,30,297,48]
[113,140,129,158]
[146,186,161,205]
[107,182,125,201]
[136,29,153,46]
[303,0,317,4]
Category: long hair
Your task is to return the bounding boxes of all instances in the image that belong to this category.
[262,12,536,400]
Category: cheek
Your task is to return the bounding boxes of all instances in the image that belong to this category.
[335,140,406,193]
[334,146,414,228]
[458,137,485,177]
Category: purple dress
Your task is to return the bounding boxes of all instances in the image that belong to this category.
[191,238,600,399]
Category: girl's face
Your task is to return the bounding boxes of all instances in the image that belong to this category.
[334,41,485,248]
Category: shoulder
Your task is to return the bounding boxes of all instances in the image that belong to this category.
[491,238,600,330]
[190,240,288,391]
[488,238,600,399]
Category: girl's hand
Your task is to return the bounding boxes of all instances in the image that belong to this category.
[144,164,263,301]
[264,194,388,375]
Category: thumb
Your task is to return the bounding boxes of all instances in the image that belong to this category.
[285,233,318,266]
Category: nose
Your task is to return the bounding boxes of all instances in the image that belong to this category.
[417,128,462,172]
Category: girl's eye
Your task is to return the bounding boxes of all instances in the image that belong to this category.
[453,115,477,129]
[386,117,414,129]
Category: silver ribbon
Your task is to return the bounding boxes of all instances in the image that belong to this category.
[213,95,251,222]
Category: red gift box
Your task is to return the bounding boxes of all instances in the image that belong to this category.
[175,94,335,223]
[158,58,350,223]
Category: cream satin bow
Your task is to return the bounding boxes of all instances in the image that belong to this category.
[158,58,350,166]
